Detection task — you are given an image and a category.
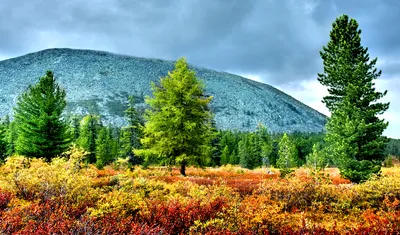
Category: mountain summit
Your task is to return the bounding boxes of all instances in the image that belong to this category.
[0,48,326,133]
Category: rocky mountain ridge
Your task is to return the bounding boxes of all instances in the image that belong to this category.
[0,48,326,133]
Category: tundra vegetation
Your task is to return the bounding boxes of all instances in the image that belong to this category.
[0,14,399,234]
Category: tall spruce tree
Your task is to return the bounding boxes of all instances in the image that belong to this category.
[14,71,70,161]
[318,15,389,182]
[134,58,213,176]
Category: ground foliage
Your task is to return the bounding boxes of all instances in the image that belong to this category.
[0,153,399,234]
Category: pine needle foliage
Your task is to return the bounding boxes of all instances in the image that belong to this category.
[14,71,70,161]
[318,15,389,183]
[134,58,213,176]
[120,96,142,166]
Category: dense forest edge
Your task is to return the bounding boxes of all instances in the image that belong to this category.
[0,14,399,234]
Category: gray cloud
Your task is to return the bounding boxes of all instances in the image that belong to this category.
[1,0,399,83]
[1,0,399,137]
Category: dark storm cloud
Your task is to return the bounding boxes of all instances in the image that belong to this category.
[1,0,400,83]
[0,0,323,83]
[1,0,399,137]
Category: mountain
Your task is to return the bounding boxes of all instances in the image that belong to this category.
[0,48,326,133]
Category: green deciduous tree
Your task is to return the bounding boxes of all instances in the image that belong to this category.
[14,71,70,161]
[318,15,389,183]
[135,58,213,176]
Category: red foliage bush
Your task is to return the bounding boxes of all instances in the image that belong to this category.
[141,197,227,234]
[0,189,12,211]
[70,213,164,235]
[0,197,94,234]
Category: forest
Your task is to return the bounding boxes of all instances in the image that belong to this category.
[0,14,399,234]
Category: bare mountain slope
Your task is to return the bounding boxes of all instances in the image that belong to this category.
[0,48,326,133]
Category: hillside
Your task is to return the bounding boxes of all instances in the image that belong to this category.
[0,48,326,133]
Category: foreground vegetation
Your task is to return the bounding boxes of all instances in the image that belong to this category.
[0,153,399,234]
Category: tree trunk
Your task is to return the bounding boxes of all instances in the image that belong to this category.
[180,161,186,176]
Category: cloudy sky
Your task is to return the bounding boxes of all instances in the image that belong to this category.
[0,0,399,138]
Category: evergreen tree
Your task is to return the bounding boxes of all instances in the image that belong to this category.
[5,120,17,157]
[238,133,258,169]
[209,119,221,166]
[289,132,325,165]
[269,139,279,167]
[108,126,119,161]
[0,117,7,162]
[220,145,230,165]
[306,143,327,171]
[135,58,213,176]
[384,139,400,157]
[260,142,272,166]
[77,115,101,163]
[238,136,249,168]
[277,133,298,176]
[120,96,142,166]
[70,115,81,141]
[326,96,382,182]
[229,149,238,165]
[220,130,244,165]
[0,116,10,127]
[95,126,117,169]
[256,124,273,166]
[318,15,389,182]
[14,71,70,161]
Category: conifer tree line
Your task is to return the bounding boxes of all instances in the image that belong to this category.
[0,59,327,174]
[0,14,396,182]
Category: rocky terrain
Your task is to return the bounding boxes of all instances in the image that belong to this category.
[0,48,326,133]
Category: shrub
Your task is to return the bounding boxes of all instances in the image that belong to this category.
[0,189,12,211]
[340,159,381,183]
